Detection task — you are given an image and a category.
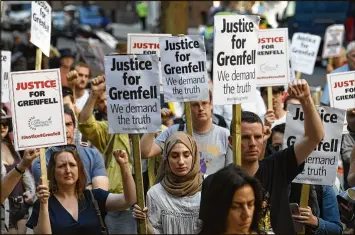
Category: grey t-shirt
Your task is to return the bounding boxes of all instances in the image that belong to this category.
[154,124,233,175]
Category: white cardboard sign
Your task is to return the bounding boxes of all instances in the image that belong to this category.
[30,1,52,57]
[159,35,209,102]
[9,69,66,150]
[327,71,355,134]
[290,33,321,75]
[105,54,161,134]
[127,33,171,93]
[257,28,289,87]
[283,104,345,186]
[322,24,345,59]
[1,51,11,103]
[213,15,259,105]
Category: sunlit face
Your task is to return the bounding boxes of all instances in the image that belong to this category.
[262,88,284,110]
[190,99,213,123]
[75,66,90,90]
[240,122,264,164]
[65,114,75,145]
[225,185,255,234]
[168,143,193,177]
[54,151,78,187]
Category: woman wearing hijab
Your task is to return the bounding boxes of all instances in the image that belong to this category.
[134,132,203,234]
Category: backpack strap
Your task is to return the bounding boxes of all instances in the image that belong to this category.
[89,190,108,235]
[178,123,185,132]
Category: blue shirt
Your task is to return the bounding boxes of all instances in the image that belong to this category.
[314,185,343,234]
[32,146,107,186]
[320,64,351,105]
[26,189,109,234]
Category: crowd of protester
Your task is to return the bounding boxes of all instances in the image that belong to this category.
[1,21,355,235]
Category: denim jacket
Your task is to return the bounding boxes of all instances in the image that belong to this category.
[313,185,343,234]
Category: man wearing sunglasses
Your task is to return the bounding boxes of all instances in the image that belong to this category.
[31,105,109,191]
[260,86,287,129]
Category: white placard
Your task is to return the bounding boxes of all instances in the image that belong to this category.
[213,15,259,105]
[283,104,345,186]
[322,24,345,58]
[290,33,321,75]
[159,35,209,102]
[30,1,52,57]
[9,69,66,151]
[96,30,119,49]
[1,51,11,103]
[327,70,355,134]
[127,33,171,93]
[105,54,161,134]
[257,28,289,87]
[327,71,355,110]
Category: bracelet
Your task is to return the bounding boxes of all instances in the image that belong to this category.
[14,165,25,175]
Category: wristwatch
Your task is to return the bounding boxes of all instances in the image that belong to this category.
[14,164,25,175]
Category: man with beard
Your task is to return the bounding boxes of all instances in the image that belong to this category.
[66,62,91,110]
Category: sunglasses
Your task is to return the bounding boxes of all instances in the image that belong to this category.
[0,119,10,126]
[50,144,77,153]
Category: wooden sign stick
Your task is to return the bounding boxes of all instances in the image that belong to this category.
[232,104,242,166]
[184,103,193,136]
[35,48,48,186]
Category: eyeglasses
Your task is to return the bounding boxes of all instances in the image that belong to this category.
[50,144,77,153]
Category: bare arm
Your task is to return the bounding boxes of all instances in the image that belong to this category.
[34,203,51,234]
[1,149,39,203]
[105,150,136,211]
[290,80,325,166]
[78,76,104,123]
[140,134,162,159]
[92,176,109,191]
[347,146,355,187]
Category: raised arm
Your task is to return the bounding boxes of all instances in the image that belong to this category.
[34,179,52,234]
[105,150,136,211]
[289,79,325,166]
[1,149,39,203]
[347,146,355,187]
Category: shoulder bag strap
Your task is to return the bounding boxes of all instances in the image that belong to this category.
[89,190,108,235]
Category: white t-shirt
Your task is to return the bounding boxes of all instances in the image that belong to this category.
[76,89,90,110]
[271,113,287,129]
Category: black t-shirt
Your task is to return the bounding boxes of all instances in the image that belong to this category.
[256,145,304,234]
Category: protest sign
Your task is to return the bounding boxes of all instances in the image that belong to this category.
[96,30,119,49]
[212,15,259,105]
[283,104,345,186]
[30,1,51,57]
[105,54,161,134]
[159,35,209,102]
[257,28,289,87]
[290,33,321,75]
[127,33,172,93]
[327,70,355,133]
[9,69,66,151]
[322,24,345,59]
[1,51,11,103]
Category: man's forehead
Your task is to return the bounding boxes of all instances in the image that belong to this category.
[241,121,263,132]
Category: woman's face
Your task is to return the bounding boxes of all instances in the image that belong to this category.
[54,151,78,187]
[168,143,193,177]
[0,122,9,139]
[225,185,255,234]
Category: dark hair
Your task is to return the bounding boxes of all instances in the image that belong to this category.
[271,123,285,135]
[230,111,263,135]
[47,149,87,200]
[62,86,74,103]
[200,164,262,234]
[63,104,76,127]
[260,86,285,96]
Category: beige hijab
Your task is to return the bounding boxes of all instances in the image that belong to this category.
[154,132,203,197]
